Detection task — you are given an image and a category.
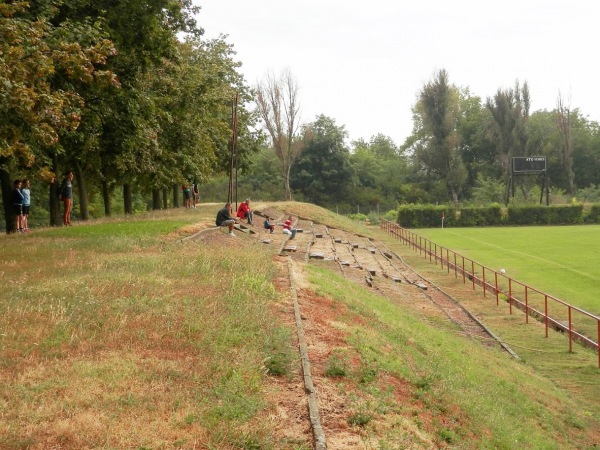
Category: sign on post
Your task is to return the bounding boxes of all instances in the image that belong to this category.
[512,156,546,173]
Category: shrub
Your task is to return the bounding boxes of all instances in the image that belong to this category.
[348,213,368,222]
[507,204,583,225]
[397,204,457,228]
[585,204,600,224]
[458,204,502,226]
[324,352,349,378]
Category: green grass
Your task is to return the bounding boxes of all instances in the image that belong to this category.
[412,225,600,315]
[305,263,600,449]
[0,207,298,449]
[1,204,599,448]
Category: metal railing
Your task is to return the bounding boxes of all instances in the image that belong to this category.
[380,220,600,367]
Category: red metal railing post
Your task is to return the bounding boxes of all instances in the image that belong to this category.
[471,260,475,290]
[509,279,513,314]
[495,272,499,304]
[568,307,573,353]
[434,243,438,266]
[525,287,529,324]
[482,267,486,297]
[545,295,549,338]
[447,249,450,273]
[454,253,457,278]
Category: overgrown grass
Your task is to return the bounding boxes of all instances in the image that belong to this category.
[0,207,294,449]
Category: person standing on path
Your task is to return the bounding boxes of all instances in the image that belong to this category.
[59,171,74,226]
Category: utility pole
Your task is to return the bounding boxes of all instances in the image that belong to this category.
[228,93,239,205]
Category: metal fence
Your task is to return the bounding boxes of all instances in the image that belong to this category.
[380,220,600,367]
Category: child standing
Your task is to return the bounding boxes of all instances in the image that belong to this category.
[21,179,31,232]
[13,179,24,233]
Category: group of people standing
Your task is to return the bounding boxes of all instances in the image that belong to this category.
[182,183,200,209]
[215,199,296,238]
[12,170,74,233]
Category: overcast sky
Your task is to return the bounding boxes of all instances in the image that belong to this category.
[193,0,599,146]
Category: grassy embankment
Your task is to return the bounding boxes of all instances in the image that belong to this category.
[0,203,598,449]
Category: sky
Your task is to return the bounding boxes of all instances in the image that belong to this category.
[192,0,600,146]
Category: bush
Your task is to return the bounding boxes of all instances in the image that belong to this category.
[382,209,398,221]
[396,203,587,228]
[507,204,583,225]
[584,204,600,224]
[457,204,502,226]
[348,213,368,222]
[366,212,380,225]
[397,204,457,228]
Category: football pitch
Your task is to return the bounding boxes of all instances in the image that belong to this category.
[413,225,600,316]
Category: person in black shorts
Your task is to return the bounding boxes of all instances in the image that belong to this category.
[59,171,74,226]
[13,179,24,233]
[21,179,31,232]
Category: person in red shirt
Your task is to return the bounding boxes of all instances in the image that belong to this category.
[236,198,253,224]
[283,215,297,239]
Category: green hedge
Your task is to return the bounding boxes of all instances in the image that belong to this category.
[506,205,583,225]
[457,205,503,226]
[397,205,457,228]
[397,204,586,228]
[585,204,600,224]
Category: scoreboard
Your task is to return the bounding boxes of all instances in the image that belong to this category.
[512,156,546,173]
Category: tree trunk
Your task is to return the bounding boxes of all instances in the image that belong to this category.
[162,188,168,209]
[152,189,161,210]
[73,160,89,221]
[172,183,179,208]
[49,176,61,226]
[451,189,459,206]
[284,165,292,200]
[123,183,132,215]
[102,178,111,216]
[0,165,16,233]
[49,158,61,226]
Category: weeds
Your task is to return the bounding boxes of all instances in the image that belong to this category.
[324,350,350,377]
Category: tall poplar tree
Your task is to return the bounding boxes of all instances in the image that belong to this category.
[486,80,530,204]
[414,69,467,205]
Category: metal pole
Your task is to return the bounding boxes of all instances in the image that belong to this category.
[228,93,239,205]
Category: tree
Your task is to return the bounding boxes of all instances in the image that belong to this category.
[556,93,575,196]
[486,80,530,204]
[350,135,408,209]
[255,69,303,200]
[413,69,467,205]
[0,1,116,231]
[290,115,353,205]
